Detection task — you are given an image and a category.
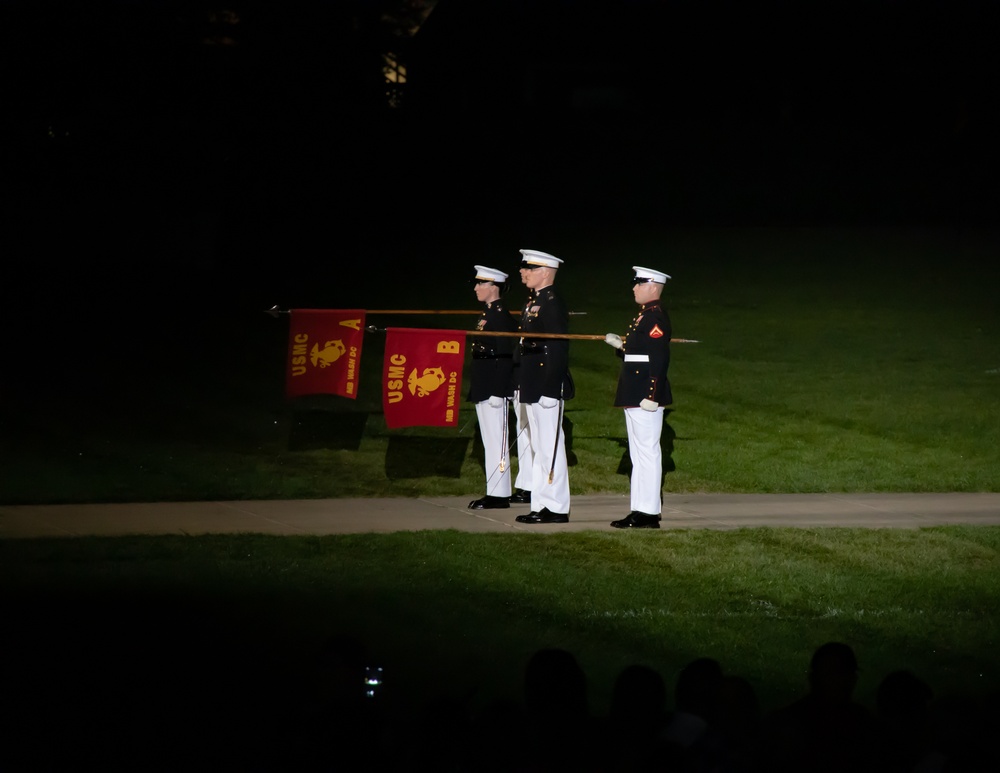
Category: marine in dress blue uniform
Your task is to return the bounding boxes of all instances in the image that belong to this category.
[513,249,575,524]
[467,265,518,509]
[604,266,673,529]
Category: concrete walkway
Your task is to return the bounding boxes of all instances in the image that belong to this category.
[3,492,1000,538]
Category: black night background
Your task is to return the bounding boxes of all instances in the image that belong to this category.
[4,0,997,313]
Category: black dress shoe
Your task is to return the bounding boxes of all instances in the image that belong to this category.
[509,489,532,504]
[610,511,661,529]
[468,496,510,510]
[515,508,569,524]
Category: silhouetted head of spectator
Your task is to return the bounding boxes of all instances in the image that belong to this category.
[876,669,933,724]
[808,641,859,702]
[716,674,761,742]
[524,647,589,720]
[611,663,668,724]
[307,632,378,734]
[675,657,724,720]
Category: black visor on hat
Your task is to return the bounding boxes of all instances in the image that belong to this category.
[632,276,653,285]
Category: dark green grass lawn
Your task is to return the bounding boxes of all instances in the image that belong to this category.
[4,527,1000,723]
[4,524,1000,769]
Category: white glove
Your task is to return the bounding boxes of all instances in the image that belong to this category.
[487,395,504,409]
[640,398,659,412]
[538,396,558,409]
[604,333,623,349]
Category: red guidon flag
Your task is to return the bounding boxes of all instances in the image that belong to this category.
[383,327,466,428]
[286,309,366,398]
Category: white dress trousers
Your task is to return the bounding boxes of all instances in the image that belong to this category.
[624,405,664,515]
[475,399,512,498]
[524,399,571,515]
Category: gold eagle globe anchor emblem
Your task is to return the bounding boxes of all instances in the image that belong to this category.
[310,340,346,367]
[407,367,446,397]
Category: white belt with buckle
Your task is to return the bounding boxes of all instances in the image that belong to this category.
[624,354,649,362]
